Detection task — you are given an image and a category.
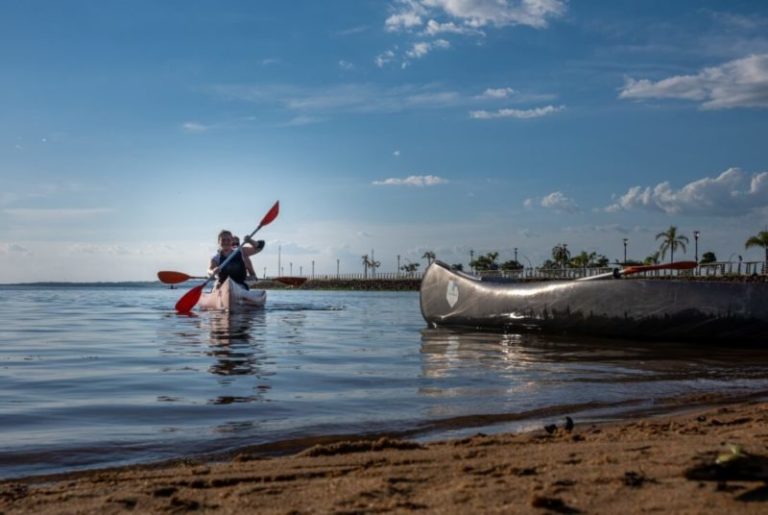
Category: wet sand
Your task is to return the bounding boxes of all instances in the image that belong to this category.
[3,401,768,514]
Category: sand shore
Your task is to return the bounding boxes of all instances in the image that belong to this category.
[3,401,768,514]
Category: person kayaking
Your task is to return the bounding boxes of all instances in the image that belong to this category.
[231,235,257,279]
[208,230,264,289]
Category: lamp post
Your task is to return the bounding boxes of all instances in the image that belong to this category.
[311,260,315,279]
[623,238,628,264]
[397,254,401,276]
[514,247,518,263]
[693,230,700,263]
[336,258,340,278]
[470,249,474,272]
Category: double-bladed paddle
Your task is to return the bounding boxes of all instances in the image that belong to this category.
[157,271,204,284]
[577,261,697,281]
[175,200,280,313]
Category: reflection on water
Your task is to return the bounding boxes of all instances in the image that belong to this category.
[418,328,768,428]
[5,286,768,480]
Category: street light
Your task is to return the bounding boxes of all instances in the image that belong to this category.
[623,238,628,264]
[514,247,518,263]
[693,230,700,263]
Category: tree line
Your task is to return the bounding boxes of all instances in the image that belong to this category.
[361,227,768,274]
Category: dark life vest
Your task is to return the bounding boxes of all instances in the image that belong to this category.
[215,250,249,288]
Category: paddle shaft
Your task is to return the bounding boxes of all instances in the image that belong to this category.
[175,201,279,313]
[577,261,697,281]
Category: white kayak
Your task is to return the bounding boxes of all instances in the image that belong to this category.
[198,277,267,312]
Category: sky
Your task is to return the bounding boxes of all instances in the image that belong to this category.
[1,0,768,282]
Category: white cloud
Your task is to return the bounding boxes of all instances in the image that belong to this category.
[386,10,424,32]
[279,115,324,127]
[0,243,30,255]
[372,175,448,186]
[387,0,566,32]
[382,1,564,67]
[477,87,516,99]
[605,168,768,216]
[619,53,768,109]
[470,104,564,119]
[393,150,401,157]
[405,39,451,60]
[4,208,114,221]
[524,191,580,213]
[181,122,209,132]
[65,243,132,255]
[338,60,354,70]
[423,19,484,36]
[215,83,462,114]
[375,49,396,68]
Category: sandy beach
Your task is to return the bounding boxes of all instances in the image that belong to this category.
[3,400,768,514]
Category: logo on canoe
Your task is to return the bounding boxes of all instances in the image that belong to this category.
[446,280,459,307]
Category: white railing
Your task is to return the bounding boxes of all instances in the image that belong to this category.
[267,261,767,282]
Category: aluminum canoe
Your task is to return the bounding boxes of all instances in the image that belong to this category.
[419,260,768,343]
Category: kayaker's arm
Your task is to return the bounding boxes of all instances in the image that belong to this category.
[208,257,221,278]
[242,236,265,257]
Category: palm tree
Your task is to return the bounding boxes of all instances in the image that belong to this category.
[361,254,371,279]
[422,250,436,266]
[745,231,768,264]
[655,226,688,263]
[569,250,596,268]
[644,251,660,265]
[551,244,570,268]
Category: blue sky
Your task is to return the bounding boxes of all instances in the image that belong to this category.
[2,0,768,282]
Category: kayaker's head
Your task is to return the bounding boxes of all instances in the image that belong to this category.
[217,230,234,251]
[231,236,240,249]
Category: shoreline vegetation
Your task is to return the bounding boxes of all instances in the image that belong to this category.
[3,395,768,513]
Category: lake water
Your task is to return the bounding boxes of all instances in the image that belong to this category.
[2,283,768,479]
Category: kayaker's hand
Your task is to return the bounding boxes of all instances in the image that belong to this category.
[210,266,220,277]
[245,236,265,252]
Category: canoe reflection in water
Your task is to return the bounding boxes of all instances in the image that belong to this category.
[417,328,768,433]
[206,312,273,404]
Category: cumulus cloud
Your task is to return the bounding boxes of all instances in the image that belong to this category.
[477,87,516,99]
[372,175,448,186]
[470,104,564,119]
[375,49,397,68]
[605,168,768,216]
[619,53,768,109]
[524,191,580,213]
[381,1,564,67]
[388,0,566,31]
[386,8,425,32]
[405,39,450,60]
[423,19,485,36]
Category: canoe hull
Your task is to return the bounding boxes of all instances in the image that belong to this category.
[199,278,266,312]
[420,261,768,342]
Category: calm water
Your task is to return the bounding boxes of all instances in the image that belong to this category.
[2,284,768,479]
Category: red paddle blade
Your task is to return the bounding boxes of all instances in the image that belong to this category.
[158,271,192,284]
[175,283,205,313]
[259,201,279,227]
[624,261,697,275]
